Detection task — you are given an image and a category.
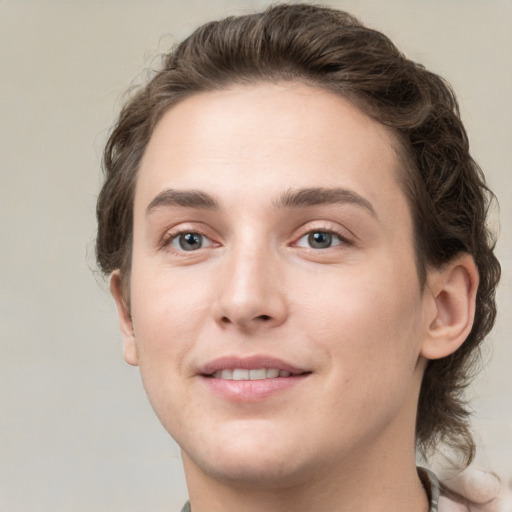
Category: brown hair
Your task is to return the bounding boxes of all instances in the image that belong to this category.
[96,3,500,464]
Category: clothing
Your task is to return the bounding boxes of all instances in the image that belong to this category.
[419,467,441,512]
[180,467,441,512]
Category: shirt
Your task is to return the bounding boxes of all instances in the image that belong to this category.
[180,467,441,512]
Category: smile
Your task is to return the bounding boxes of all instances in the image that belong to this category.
[211,368,294,380]
[200,356,310,401]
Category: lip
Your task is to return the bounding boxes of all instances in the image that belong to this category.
[198,355,311,402]
[199,355,307,376]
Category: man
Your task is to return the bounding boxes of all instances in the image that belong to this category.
[96,4,503,511]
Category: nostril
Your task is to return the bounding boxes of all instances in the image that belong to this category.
[219,314,273,325]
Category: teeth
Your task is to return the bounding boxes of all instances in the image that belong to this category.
[232,369,249,380]
[249,369,267,380]
[211,368,293,380]
[221,369,233,379]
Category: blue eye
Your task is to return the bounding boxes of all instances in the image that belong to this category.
[171,232,213,251]
[296,231,343,249]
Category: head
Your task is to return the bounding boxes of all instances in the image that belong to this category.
[96,3,500,467]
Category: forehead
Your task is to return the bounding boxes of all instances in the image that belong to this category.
[135,82,408,220]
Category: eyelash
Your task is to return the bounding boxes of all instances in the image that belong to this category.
[161,229,216,253]
[161,225,351,255]
[293,228,349,250]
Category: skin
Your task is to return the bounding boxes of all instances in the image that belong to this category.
[111,82,478,511]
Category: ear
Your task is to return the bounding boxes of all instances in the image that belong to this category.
[110,270,139,366]
[421,254,479,360]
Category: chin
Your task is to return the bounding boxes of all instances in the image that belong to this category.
[193,453,309,490]
[180,424,315,489]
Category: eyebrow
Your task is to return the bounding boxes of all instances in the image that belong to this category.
[274,187,376,217]
[146,189,220,214]
[146,186,376,218]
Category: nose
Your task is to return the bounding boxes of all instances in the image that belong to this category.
[213,245,288,331]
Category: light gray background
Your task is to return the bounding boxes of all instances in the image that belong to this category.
[1,1,511,510]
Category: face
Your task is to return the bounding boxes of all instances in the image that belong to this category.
[117,83,435,488]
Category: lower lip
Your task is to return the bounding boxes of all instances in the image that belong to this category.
[201,374,308,402]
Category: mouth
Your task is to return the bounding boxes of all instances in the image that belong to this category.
[199,356,310,401]
[209,368,297,380]
[200,355,309,379]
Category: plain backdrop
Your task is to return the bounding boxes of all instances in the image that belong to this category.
[1,1,511,510]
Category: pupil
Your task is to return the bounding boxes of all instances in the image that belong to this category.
[309,232,332,249]
[180,233,202,250]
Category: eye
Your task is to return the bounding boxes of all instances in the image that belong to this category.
[295,230,344,249]
[170,232,214,251]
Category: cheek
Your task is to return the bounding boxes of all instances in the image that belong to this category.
[128,272,211,428]
[131,264,210,333]
[315,283,423,426]
[128,265,215,395]
[293,261,423,377]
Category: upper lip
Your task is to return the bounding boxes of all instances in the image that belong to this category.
[199,355,309,376]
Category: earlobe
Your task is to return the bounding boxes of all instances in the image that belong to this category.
[110,270,139,366]
[421,254,479,360]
